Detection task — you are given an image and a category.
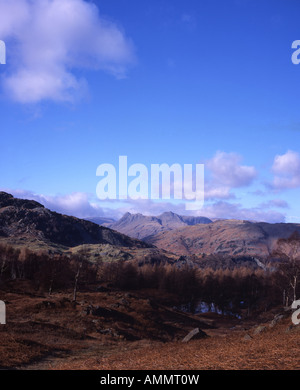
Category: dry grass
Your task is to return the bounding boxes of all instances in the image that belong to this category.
[0,283,209,369]
[1,281,299,370]
[55,321,300,370]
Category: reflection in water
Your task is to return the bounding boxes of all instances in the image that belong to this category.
[177,301,242,319]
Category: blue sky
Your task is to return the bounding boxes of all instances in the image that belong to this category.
[0,0,300,222]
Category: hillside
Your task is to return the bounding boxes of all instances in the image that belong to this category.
[107,211,212,240]
[1,282,299,370]
[0,192,150,250]
[147,219,300,258]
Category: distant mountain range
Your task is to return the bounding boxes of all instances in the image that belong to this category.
[96,211,212,241]
[91,211,300,259]
[2,191,300,263]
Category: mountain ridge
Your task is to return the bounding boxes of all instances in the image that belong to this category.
[2,191,300,261]
[147,219,300,258]
[105,211,212,240]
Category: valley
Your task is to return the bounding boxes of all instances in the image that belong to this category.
[0,192,299,370]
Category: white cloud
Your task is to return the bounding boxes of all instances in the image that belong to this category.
[272,150,300,175]
[5,189,105,218]
[0,0,135,103]
[204,151,257,200]
[207,151,257,188]
[271,150,300,190]
[146,151,257,202]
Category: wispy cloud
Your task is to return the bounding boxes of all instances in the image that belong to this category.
[259,199,289,209]
[0,0,135,103]
[181,13,197,30]
[4,189,105,219]
[198,201,286,223]
[2,188,286,224]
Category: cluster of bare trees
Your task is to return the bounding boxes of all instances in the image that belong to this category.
[272,232,300,306]
[0,244,98,300]
[99,232,300,315]
[0,231,299,315]
[99,261,279,315]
